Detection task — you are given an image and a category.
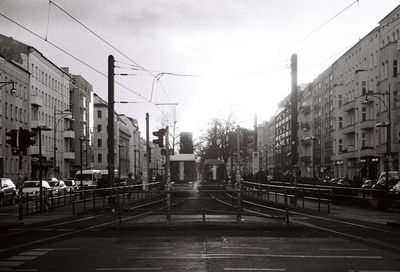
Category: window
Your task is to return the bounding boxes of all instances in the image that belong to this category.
[97,110,102,118]
[393,60,398,77]
[98,154,102,163]
[98,139,102,147]
[361,81,366,95]
[362,133,367,148]
[339,139,343,152]
[5,103,8,118]
[97,124,102,132]
[362,107,366,121]
[339,117,343,129]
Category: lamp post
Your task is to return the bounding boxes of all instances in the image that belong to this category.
[79,137,90,191]
[0,80,17,94]
[305,136,317,185]
[36,125,52,211]
[53,106,73,178]
[362,88,391,190]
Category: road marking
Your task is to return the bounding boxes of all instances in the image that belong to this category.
[125,247,169,250]
[0,261,24,267]
[19,251,47,256]
[35,228,74,231]
[319,248,368,251]
[224,269,286,271]
[96,268,161,271]
[7,256,36,261]
[123,253,383,259]
[34,248,80,251]
[222,246,270,250]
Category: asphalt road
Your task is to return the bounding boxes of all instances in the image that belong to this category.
[0,185,399,271]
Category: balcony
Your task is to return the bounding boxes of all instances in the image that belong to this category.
[64,152,75,160]
[31,94,43,107]
[343,100,355,112]
[359,119,375,130]
[340,149,356,159]
[341,124,355,135]
[63,130,75,139]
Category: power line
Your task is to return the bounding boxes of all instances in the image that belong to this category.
[49,0,156,77]
[0,12,156,106]
[278,0,359,57]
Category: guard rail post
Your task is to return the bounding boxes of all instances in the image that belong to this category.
[318,188,321,212]
[285,188,289,225]
[236,189,242,222]
[167,190,171,221]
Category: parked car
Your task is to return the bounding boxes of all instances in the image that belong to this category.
[372,178,399,190]
[22,180,51,199]
[0,178,17,206]
[361,179,376,189]
[48,179,67,195]
[329,178,339,184]
[64,180,78,192]
[337,177,349,186]
[390,181,400,194]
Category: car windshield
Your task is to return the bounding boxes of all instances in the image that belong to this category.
[48,181,59,186]
[24,182,39,188]
[64,180,73,186]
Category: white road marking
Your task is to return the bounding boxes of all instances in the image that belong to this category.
[0,261,24,267]
[123,253,383,259]
[222,246,270,250]
[224,269,286,271]
[96,268,161,271]
[7,256,36,261]
[125,247,169,250]
[34,248,80,251]
[35,228,74,231]
[319,248,368,251]
[19,251,47,256]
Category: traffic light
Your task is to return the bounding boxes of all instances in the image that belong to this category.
[6,129,18,155]
[19,128,36,155]
[152,128,166,148]
[6,130,18,147]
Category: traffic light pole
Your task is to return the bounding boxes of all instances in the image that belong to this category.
[146,113,150,186]
[18,150,23,220]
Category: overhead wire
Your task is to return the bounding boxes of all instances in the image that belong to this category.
[277,0,360,58]
[0,12,157,106]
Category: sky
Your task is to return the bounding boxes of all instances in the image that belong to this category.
[1,0,399,139]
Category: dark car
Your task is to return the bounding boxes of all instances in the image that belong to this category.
[361,179,376,189]
[0,178,17,206]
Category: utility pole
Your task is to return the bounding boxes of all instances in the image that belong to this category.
[146,113,150,185]
[291,54,298,186]
[108,55,115,186]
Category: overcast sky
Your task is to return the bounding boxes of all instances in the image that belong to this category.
[1,0,399,139]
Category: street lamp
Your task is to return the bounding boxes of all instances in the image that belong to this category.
[53,107,74,178]
[362,89,391,190]
[0,80,17,94]
[36,125,52,211]
[79,137,90,191]
[304,136,317,185]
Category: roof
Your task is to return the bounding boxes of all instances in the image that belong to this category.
[170,154,195,161]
